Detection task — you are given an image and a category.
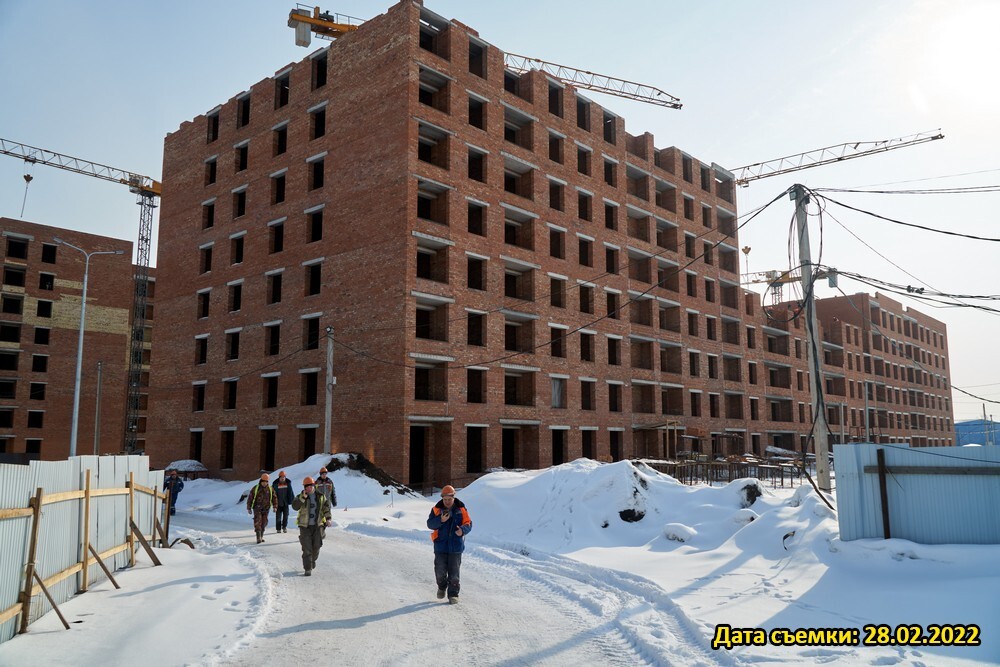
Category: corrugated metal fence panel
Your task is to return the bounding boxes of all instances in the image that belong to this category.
[26,458,80,624]
[0,456,167,645]
[77,455,109,590]
[0,464,33,644]
[834,443,1000,544]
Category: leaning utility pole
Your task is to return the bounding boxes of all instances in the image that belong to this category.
[792,185,832,491]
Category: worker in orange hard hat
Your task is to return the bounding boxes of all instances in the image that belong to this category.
[291,475,332,576]
[427,484,472,604]
[272,471,295,534]
[315,466,337,511]
[246,473,277,544]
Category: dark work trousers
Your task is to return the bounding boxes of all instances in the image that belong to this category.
[299,525,324,571]
[434,552,463,597]
[275,505,290,531]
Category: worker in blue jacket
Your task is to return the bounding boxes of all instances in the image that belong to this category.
[426,485,472,604]
[163,469,184,516]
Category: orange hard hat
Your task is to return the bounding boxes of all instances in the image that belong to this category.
[278,471,286,477]
[302,476,315,486]
[260,473,270,482]
[441,485,456,496]
[320,467,328,473]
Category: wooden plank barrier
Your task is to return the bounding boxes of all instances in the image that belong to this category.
[0,471,173,637]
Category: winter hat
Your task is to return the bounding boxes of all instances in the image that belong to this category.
[278,471,286,478]
[302,476,315,486]
[260,473,270,482]
[320,467,328,473]
[441,485,456,497]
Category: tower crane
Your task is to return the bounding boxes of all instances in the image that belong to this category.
[736,129,944,300]
[732,130,943,187]
[287,6,682,110]
[0,137,159,455]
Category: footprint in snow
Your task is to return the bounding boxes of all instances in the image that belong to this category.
[190,583,201,589]
[201,595,217,601]
[214,586,231,595]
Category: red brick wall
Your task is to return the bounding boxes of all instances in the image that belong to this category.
[0,217,132,459]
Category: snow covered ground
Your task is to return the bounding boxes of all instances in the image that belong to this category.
[0,454,996,666]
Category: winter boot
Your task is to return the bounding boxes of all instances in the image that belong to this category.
[255,531,262,544]
[437,588,446,600]
[283,528,287,533]
[304,569,311,577]
[448,596,459,605]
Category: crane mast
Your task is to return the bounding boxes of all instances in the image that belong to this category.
[0,137,158,454]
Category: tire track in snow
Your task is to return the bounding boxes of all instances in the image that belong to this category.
[346,522,739,666]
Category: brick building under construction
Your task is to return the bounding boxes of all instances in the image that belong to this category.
[146,0,955,487]
[0,218,136,461]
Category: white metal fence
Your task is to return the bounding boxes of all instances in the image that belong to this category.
[834,443,1000,544]
[0,456,165,644]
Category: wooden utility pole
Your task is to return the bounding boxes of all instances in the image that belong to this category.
[793,184,832,492]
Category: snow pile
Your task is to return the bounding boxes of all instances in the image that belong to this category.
[178,453,419,521]
[462,458,781,554]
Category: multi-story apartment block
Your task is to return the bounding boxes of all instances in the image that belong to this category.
[815,293,953,447]
[0,217,135,461]
[146,0,954,487]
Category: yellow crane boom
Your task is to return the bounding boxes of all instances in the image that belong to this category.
[287,6,682,109]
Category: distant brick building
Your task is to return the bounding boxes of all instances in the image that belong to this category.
[146,0,954,487]
[814,293,954,447]
[0,217,135,460]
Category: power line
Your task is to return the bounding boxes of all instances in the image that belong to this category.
[817,192,1000,242]
[842,167,1000,189]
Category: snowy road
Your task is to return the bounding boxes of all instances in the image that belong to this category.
[176,514,725,666]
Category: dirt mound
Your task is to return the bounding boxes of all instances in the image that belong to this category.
[325,452,418,497]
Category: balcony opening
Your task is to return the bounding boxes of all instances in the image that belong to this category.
[419,12,450,60]
[503,209,533,250]
[504,371,535,406]
[503,106,533,150]
[415,362,448,401]
[418,122,450,169]
[660,345,682,374]
[418,66,450,113]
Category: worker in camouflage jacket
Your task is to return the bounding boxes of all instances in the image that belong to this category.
[291,476,332,576]
[246,473,277,544]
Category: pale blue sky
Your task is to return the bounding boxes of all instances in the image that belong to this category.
[1,0,998,419]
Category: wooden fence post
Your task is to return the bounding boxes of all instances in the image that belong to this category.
[81,469,92,592]
[18,488,43,634]
[128,472,136,567]
[877,448,892,539]
[164,487,172,544]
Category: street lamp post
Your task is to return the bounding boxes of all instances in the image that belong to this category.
[53,238,124,458]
